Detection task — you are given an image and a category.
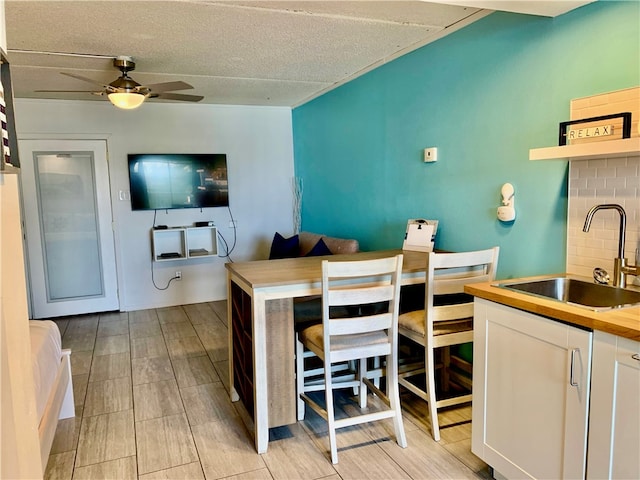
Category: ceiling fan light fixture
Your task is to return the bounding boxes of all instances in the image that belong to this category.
[108,92,145,109]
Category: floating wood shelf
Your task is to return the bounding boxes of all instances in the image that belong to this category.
[529,137,640,161]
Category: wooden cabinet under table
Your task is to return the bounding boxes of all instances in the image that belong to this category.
[229,282,296,429]
[225,249,428,454]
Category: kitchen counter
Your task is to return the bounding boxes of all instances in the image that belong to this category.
[464,274,640,342]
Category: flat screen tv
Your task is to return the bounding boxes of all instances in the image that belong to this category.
[128,153,229,210]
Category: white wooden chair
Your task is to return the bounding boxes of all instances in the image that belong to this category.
[398,247,499,441]
[295,254,407,464]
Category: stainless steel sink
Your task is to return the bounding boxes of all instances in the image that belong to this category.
[495,276,640,311]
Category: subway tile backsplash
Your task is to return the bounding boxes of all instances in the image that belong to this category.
[567,155,640,285]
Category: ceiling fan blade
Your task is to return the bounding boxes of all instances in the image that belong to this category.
[151,92,204,102]
[60,71,111,89]
[34,89,99,93]
[144,81,194,93]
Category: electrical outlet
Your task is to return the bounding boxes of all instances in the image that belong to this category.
[423,147,438,162]
[175,271,182,280]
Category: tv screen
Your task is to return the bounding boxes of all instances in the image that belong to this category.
[128,153,229,210]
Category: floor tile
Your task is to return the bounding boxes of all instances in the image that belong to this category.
[157,306,189,325]
[76,409,136,467]
[99,311,129,321]
[331,435,412,480]
[260,423,336,479]
[213,359,230,392]
[129,309,159,324]
[385,428,478,478]
[97,318,129,337]
[50,405,83,454]
[192,417,266,479]
[70,350,93,375]
[129,319,162,339]
[44,450,75,480]
[208,300,227,327]
[62,331,96,353]
[72,373,89,407]
[131,335,168,358]
[64,316,99,336]
[133,379,184,421]
[183,302,215,325]
[161,320,196,339]
[84,376,133,417]
[89,351,131,382]
[138,461,205,480]
[53,319,69,337]
[135,413,198,475]
[166,335,206,359]
[172,355,220,388]
[73,455,137,479]
[223,468,275,480]
[193,322,228,362]
[180,382,238,426]
[94,333,130,356]
[132,355,174,385]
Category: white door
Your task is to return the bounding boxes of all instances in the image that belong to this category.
[19,139,119,318]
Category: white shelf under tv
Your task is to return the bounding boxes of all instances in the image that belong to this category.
[152,226,218,262]
[529,137,640,161]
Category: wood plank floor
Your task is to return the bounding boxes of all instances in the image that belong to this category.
[44,302,491,480]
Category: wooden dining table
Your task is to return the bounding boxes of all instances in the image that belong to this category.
[225,248,430,454]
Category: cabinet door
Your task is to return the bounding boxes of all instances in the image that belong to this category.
[587,332,640,479]
[472,299,592,480]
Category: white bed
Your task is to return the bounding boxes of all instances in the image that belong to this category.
[29,320,75,470]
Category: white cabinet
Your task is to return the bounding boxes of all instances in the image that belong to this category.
[471,298,592,480]
[151,226,217,261]
[587,332,640,480]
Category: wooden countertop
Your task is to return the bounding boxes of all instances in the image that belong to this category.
[465,275,640,342]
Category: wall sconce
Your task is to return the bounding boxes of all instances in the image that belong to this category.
[497,183,516,222]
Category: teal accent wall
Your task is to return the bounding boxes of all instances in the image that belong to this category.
[292,1,640,280]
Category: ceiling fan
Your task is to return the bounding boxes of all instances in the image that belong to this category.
[38,56,204,109]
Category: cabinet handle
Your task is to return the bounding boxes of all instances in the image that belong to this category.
[570,348,579,387]
[632,354,640,362]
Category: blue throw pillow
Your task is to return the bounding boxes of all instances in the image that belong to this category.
[305,238,333,257]
[269,232,300,259]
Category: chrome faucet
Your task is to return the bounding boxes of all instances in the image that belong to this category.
[583,204,639,288]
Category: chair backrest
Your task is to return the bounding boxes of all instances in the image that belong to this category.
[425,247,499,325]
[321,254,403,363]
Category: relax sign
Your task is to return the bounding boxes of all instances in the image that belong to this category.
[567,124,614,140]
[558,112,631,146]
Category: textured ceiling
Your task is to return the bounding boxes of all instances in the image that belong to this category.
[4,1,593,108]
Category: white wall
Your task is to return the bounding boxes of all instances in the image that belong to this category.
[566,87,640,286]
[567,155,640,285]
[14,99,295,311]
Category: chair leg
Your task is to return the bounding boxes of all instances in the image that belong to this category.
[358,357,367,409]
[372,356,381,389]
[386,354,407,448]
[425,345,440,441]
[325,362,339,464]
[295,335,306,421]
[442,346,451,393]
